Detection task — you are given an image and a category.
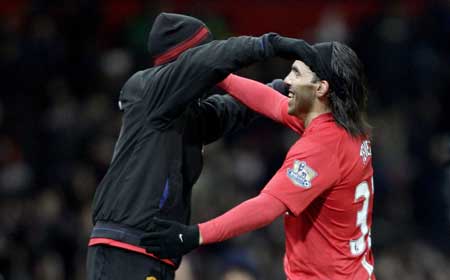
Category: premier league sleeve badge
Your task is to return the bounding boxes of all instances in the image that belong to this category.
[286,160,317,189]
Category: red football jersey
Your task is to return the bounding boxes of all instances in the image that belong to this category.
[221,75,375,280]
[262,112,375,279]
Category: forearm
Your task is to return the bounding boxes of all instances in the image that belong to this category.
[170,36,272,100]
[218,74,305,134]
[198,193,287,244]
[155,36,274,122]
[218,74,288,123]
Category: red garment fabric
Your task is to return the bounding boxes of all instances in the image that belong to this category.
[199,193,287,244]
[88,238,175,267]
[215,75,376,279]
[218,74,304,134]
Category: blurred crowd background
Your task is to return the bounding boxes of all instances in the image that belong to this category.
[1,0,449,279]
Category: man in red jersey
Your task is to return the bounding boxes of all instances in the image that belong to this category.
[140,37,375,280]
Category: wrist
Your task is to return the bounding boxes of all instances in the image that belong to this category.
[187,224,200,248]
[198,222,209,245]
[199,229,203,245]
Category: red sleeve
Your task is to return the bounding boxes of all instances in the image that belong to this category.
[218,74,304,134]
[262,139,340,216]
[198,193,287,244]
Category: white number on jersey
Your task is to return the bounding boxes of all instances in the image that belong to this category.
[350,177,374,276]
[350,180,371,256]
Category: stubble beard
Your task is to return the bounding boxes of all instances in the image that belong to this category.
[292,94,314,119]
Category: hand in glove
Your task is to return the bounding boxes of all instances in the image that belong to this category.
[267,79,289,96]
[139,218,200,259]
[260,33,310,60]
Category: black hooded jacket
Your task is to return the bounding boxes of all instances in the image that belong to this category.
[89,13,280,267]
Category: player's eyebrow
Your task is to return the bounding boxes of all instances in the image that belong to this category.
[291,65,301,74]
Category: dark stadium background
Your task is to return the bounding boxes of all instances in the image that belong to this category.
[0,0,449,279]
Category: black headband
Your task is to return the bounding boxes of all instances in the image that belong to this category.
[292,40,340,94]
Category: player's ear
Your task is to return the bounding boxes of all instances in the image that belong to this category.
[316,80,329,97]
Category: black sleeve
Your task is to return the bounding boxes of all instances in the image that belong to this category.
[149,35,275,127]
[185,94,256,145]
[186,79,288,145]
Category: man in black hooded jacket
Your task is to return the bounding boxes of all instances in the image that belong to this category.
[86,13,289,280]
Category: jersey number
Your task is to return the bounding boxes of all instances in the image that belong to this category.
[349,178,373,256]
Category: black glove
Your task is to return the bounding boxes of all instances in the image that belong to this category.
[267,79,289,96]
[139,218,200,259]
[261,33,306,60]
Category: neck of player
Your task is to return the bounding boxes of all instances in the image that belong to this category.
[302,102,331,128]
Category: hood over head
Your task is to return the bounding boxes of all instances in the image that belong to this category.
[147,13,213,66]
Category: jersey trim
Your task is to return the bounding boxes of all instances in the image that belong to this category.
[88,237,175,267]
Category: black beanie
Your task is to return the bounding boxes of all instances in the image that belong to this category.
[147,13,213,66]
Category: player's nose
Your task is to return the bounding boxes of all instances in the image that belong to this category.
[283,77,291,86]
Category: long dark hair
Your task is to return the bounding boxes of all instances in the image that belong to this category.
[328,42,371,138]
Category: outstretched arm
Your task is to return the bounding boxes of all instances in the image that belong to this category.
[219,74,304,134]
[139,193,286,258]
[150,35,274,126]
[147,33,309,127]
[199,193,286,244]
